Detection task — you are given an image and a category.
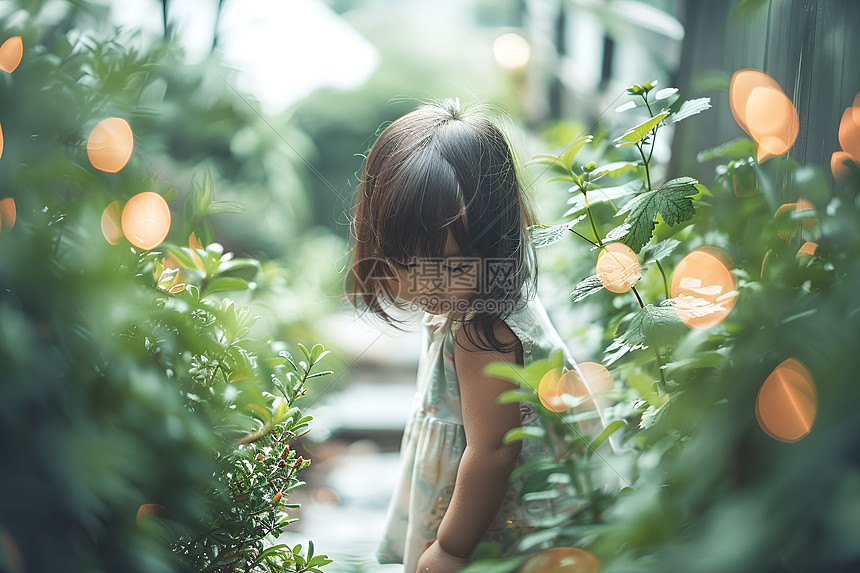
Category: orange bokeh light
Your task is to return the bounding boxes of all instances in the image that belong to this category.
[0,198,15,232]
[838,105,860,164]
[670,247,737,329]
[774,203,797,241]
[521,547,599,573]
[136,503,169,526]
[795,198,817,230]
[538,367,577,413]
[100,201,124,245]
[730,70,780,136]
[756,358,817,443]
[729,70,798,163]
[596,242,640,293]
[87,117,134,173]
[797,241,818,258]
[831,151,854,181]
[121,192,171,250]
[576,362,614,409]
[0,36,23,73]
[538,363,613,415]
[746,87,799,162]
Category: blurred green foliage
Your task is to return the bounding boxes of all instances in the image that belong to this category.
[0,2,339,571]
[466,81,860,572]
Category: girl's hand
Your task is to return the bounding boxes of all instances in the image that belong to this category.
[416,540,470,573]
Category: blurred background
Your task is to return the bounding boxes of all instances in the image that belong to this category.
[2,0,859,571]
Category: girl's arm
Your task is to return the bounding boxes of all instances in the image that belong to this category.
[417,320,524,572]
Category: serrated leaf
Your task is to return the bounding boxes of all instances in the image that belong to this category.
[564,181,641,217]
[668,97,711,123]
[604,223,632,242]
[570,275,604,303]
[641,239,681,265]
[604,304,685,365]
[615,111,670,144]
[527,214,588,248]
[654,87,679,101]
[618,177,699,251]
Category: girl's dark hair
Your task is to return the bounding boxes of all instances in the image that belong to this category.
[345,98,538,354]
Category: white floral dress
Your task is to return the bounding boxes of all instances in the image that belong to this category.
[376,290,585,572]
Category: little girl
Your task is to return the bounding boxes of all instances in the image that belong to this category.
[346,99,601,573]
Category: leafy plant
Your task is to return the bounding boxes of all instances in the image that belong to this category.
[0,6,333,573]
[466,79,860,572]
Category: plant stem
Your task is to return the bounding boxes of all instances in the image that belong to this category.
[642,94,653,117]
[570,228,599,247]
[642,93,658,173]
[656,260,670,299]
[582,184,604,247]
[637,143,652,192]
[630,286,644,309]
[653,345,668,395]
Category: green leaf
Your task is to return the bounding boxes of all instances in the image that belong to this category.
[217,258,260,281]
[668,97,711,123]
[604,223,631,242]
[498,389,541,406]
[654,87,679,101]
[619,177,699,251]
[527,214,588,249]
[614,112,670,144]
[485,351,564,391]
[503,426,546,444]
[309,343,326,363]
[641,239,681,265]
[560,136,593,171]
[591,161,640,179]
[528,136,592,174]
[205,201,246,215]
[570,275,604,303]
[202,277,250,297]
[461,556,528,573]
[696,138,757,163]
[614,100,646,113]
[604,304,685,365]
[564,181,641,217]
[585,420,626,459]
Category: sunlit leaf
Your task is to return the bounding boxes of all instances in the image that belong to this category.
[641,238,681,265]
[614,112,670,144]
[605,303,685,365]
[564,181,642,217]
[591,161,640,179]
[527,214,588,249]
[654,87,679,101]
[585,420,626,459]
[570,275,604,303]
[618,177,699,251]
[202,277,250,297]
[604,223,632,242]
[668,97,712,123]
[205,200,245,215]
